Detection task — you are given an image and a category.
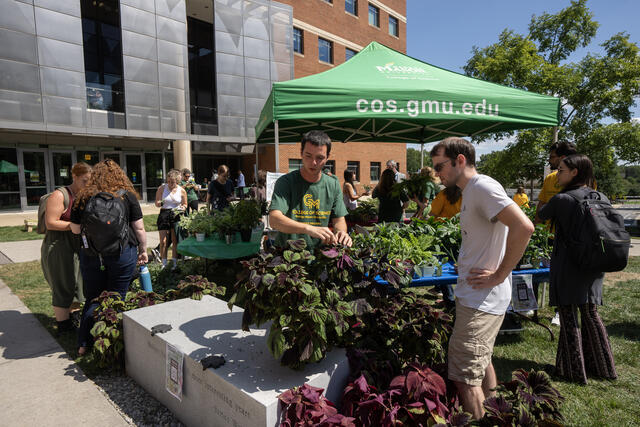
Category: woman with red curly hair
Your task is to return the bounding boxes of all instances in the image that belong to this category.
[70,159,148,356]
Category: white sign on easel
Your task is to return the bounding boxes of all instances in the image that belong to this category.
[266,172,285,202]
[511,274,538,312]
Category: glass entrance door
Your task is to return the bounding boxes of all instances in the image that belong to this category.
[124,154,143,199]
[0,148,21,210]
[101,151,123,166]
[50,151,75,188]
[144,153,164,202]
[19,149,50,208]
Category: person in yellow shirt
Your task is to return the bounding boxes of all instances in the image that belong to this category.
[429,186,462,219]
[535,141,577,223]
[513,186,530,209]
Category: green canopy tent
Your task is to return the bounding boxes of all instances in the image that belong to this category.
[255,42,560,170]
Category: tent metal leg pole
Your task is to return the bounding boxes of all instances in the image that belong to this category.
[255,141,259,182]
[420,143,424,169]
[275,120,280,173]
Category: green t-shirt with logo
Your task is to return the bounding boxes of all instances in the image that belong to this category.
[269,170,348,248]
[181,180,199,202]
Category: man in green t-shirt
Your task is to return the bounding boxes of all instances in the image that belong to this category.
[269,130,351,249]
[181,168,200,215]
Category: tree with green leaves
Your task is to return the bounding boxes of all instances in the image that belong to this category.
[465,0,640,196]
[406,147,431,175]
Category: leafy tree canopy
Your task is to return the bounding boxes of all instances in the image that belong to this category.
[464,0,640,196]
[406,147,432,174]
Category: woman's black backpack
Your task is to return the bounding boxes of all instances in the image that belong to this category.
[81,190,129,257]
[561,190,630,272]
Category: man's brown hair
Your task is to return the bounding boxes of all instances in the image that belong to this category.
[430,137,476,167]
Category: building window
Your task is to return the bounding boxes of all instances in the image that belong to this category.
[289,159,303,172]
[370,162,381,181]
[293,28,304,54]
[318,38,333,64]
[188,17,218,135]
[345,48,357,61]
[389,15,399,37]
[368,4,379,27]
[345,0,357,15]
[347,161,360,181]
[80,0,125,112]
[323,160,335,175]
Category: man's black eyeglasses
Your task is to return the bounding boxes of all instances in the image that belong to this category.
[433,159,454,173]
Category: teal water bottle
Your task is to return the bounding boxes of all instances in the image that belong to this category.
[139,265,153,292]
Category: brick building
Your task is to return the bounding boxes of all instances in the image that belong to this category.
[247,0,408,192]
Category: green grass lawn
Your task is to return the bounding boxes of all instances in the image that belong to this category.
[0,214,159,243]
[1,258,639,424]
[0,225,43,242]
[143,213,158,232]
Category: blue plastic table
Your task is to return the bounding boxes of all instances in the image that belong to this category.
[376,262,554,340]
[375,262,549,287]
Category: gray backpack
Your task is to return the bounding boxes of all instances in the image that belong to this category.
[36,187,70,234]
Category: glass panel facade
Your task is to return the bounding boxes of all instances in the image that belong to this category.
[345,0,357,15]
[0,148,20,210]
[389,15,399,37]
[318,37,332,64]
[370,161,381,181]
[368,4,379,27]
[345,48,357,61]
[51,152,74,187]
[288,158,302,172]
[188,16,218,135]
[81,0,125,112]
[293,27,303,54]
[347,161,360,181]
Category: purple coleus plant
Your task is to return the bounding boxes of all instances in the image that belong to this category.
[278,384,356,427]
[341,363,451,426]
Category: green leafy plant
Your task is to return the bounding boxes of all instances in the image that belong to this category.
[522,224,553,267]
[346,199,378,225]
[479,369,565,426]
[391,173,437,199]
[230,240,363,368]
[180,207,216,235]
[233,199,262,230]
[350,292,454,379]
[89,276,225,368]
[212,207,237,237]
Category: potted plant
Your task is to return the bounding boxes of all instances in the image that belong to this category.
[233,200,262,242]
[182,209,213,241]
[214,211,236,244]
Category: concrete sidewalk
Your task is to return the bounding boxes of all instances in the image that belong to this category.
[0,202,161,227]
[0,279,129,426]
[0,231,161,264]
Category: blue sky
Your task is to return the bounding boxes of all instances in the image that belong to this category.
[405,0,640,156]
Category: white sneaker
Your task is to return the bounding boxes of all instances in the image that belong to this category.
[551,312,560,325]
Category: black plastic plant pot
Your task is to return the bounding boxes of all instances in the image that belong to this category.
[240,228,252,242]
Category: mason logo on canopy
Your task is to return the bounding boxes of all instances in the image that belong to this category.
[303,193,320,209]
[376,62,426,75]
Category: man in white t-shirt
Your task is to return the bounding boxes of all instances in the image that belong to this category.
[430,137,534,419]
